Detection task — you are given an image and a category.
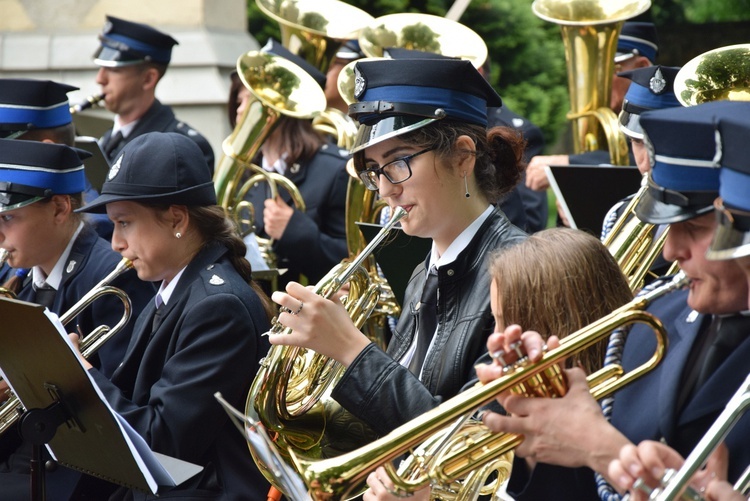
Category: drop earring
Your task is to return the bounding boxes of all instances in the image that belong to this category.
[464,172,471,198]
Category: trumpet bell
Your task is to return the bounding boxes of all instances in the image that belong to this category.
[674,44,750,107]
[532,0,651,25]
[358,13,488,69]
[255,0,374,72]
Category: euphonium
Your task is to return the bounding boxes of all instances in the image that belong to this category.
[213,51,325,267]
[246,206,408,492]
[291,271,688,500]
[673,44,750,106]
[532,0,650,165]
[603,175,675,292]
[69,93,105,114]
[631,372,750,500]
[0,258,133,436]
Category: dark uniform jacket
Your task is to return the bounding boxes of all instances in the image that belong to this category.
[0,225,153,500]
[88,242,272,500]
[508,288,750,500]
[332,207,527,435]
[100,100,214,172]
[245,143,349,288]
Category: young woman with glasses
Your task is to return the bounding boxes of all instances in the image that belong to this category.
[267,57,527,437]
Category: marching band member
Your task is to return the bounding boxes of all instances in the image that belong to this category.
[73,132,273,499]
[240,39,350,288]
[0,139,152,500]
[92,16,214,171]
[475,101,750,500]
[609,90,750,501]
[269,57,527,434]
[365,227,634,500]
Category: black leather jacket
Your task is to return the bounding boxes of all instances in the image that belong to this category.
[332,207,527,435]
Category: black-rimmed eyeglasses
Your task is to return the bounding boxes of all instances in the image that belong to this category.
[358,147,435,191]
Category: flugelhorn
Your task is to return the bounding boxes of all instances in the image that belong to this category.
[246,206,408,492]
[532,0,650,165]
[69,93,105,114]
[291,271,688,500]
[0,258,133,436]
[631,372,750,500]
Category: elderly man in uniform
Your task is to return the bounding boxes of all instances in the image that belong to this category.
[474,101,750,501]
[93,15,214,171]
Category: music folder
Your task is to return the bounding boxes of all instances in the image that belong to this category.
[545,164,642,235]
[0,297,203,494]
[357,222,431,309]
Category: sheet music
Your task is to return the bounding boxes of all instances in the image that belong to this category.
[544,165,577,229]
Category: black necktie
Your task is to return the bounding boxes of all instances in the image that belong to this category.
[695,315,747,388]
[151,304,164,335]
[33,283,56,309]
[104,130,124,157]
[408,269,439,376]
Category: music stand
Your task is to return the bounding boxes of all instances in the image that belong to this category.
[545,164,642,234]
[74,136,111,192]
[357,222,431,309]
[0,297,202,500]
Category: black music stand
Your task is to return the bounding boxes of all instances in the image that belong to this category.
[545,164,642,235]
[75,136,111,192]
[0,297,202,500]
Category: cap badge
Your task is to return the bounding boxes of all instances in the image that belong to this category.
[108,154,123,180]
[354,66,366,99]
[66,260,77,274]
[209,274,225,286]
[649,67,667,94]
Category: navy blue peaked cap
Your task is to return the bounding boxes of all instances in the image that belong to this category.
[348,58,501,152]
[618,66,682,139]
[79,132,216,214]
[94,15,178,67]
[0,138,89,212]
[708,112,750,259]
[0,79,77,138]
[617,22,658,63]
[635,101,750,224]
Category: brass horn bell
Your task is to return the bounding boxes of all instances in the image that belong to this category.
[674,43,750,107]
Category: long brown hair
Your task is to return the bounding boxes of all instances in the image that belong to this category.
[488,228,633,373]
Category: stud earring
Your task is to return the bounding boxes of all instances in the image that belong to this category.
[464,173,471,198]
[175,232,182,239]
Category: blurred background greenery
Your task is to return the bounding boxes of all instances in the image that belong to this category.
[243,0,750,153]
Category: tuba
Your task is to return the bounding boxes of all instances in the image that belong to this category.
[532,0,651,165]
[246,207,407,493]
[631,372,750,500]
[289,272,687,499]
[213,51,326,268]
[0,258,133,436]
[673,44,750,106]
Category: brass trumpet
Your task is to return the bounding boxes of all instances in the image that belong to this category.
[69,93,105,114]
[0,258,133,435]
[0,249,16,299]
[291,271,688,500]
[632,372,750,500]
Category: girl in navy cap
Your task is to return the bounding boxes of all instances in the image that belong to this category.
[268,57,527,443]
[74,131,273,500]
[0,138,152,499]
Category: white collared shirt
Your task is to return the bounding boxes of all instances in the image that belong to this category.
[400,205,494,377]
[154,267,187,309]
[32,222,85,290]
[111,117,139,139]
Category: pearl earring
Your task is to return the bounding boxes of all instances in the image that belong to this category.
[175,232,182,239]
